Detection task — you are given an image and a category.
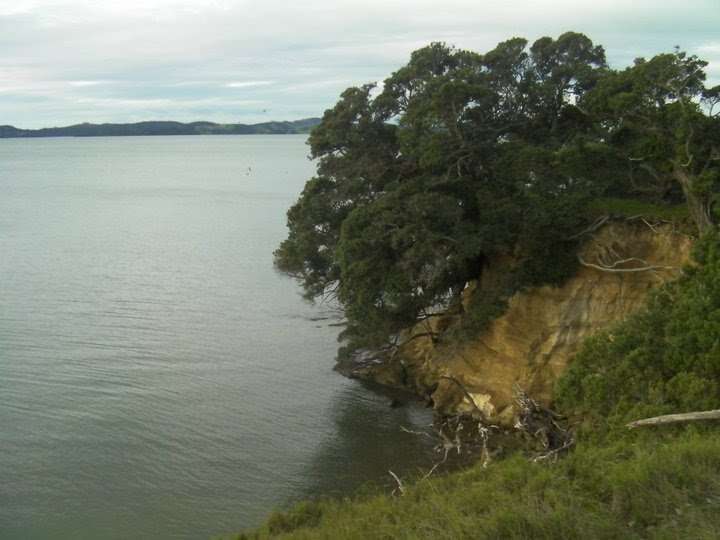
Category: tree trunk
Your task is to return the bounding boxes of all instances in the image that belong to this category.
[674,165,714,235]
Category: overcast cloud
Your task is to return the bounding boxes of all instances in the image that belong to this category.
[1,0,718,128]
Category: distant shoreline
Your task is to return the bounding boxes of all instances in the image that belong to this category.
[0,118,321,139]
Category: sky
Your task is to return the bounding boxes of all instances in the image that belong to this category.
[1,0,719,128]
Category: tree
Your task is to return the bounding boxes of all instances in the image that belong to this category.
[274,33,624,352]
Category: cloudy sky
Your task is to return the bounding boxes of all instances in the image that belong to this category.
[1,0,719,128]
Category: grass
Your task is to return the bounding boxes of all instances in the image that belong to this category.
[237,431,720,539]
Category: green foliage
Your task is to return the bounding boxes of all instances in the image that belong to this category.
[448,284,512,343]
[276,32,616,350]
[556,234,720,436]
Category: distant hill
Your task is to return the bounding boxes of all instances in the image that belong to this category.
[0,118,321,138]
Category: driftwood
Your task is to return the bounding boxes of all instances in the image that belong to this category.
[626,409,720,429]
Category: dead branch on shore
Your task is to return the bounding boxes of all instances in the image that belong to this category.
[400,412,499,482]
[400,426,435,439]
[627,409,720,429]
[394,382,573,491]
[514,386,574,463]
[478,424,492,468]
[420,459,445,482]
[388,470,405,496]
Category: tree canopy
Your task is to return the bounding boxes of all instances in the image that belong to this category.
[585,48,720,233]
[275,33,720,352]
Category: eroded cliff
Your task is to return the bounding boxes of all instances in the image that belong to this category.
[345,220,693,424]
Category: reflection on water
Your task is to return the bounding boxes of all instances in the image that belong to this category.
[298,384,437,502]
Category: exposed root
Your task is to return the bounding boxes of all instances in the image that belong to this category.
[573,215,682,274]
[578,254,677,273]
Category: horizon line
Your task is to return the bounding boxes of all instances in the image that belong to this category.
[1,117,322,131]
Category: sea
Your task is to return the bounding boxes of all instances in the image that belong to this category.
[0,135,435,539]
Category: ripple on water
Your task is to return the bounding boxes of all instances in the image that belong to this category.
[0,136,436,540]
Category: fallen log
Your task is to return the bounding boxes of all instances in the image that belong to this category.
[626,409,720,429]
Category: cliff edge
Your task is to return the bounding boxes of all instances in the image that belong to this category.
[345,220,693,424]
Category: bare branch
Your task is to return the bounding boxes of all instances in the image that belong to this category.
[627,409,720,429]
[578,255,677,273]
[400,426,435,439]
[681,127,695,168]
[420,461,443,481]
[531,438,575,463]
[388,470,406,496]
[641,218,658,233]
[568,215,610,240]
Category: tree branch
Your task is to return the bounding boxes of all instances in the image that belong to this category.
[568,215,610,239]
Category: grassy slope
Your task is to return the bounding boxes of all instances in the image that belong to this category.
[237,235,720,540]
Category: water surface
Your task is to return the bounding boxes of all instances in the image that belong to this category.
[0,135,435,539]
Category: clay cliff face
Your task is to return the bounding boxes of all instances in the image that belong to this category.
[354,221,693,424]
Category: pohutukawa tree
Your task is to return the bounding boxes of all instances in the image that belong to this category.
[274,33,720,353]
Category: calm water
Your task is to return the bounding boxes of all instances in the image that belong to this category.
[0,136,435,539]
